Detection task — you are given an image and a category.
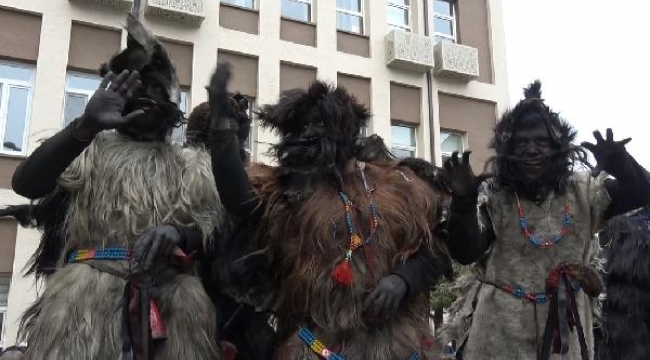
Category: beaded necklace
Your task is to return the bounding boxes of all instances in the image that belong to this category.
[515,192,572,248]
[330,163,379,286]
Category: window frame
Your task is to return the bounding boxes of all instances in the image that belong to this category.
[0,61,35,156]
[0,307,5,350]
[220,0,256,10]
[391,124,417,158]
[0,274,10,350]
[242,98,255,156]
[171,89,191,144]
[440,130,465,163]
[62,72,102,127]
[336,0,366,35]
[387,0,412,33]
[281,0,313,23]
[431,0,457,44]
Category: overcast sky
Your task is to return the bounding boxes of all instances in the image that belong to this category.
[502,0,650,168]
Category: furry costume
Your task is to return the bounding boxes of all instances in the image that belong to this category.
[12,16,224,360]
[444,81,650,360]
[598,207,650,360]
[252,162,443,360]
[210,79,448,360]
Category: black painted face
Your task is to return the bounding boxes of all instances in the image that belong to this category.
[119,78,178,140]
[280,107,333,168]
[512,121,552,182]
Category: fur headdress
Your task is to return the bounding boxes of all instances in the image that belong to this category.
[258,81,370,139]
[487,80,589,192]
[100,14,180,106]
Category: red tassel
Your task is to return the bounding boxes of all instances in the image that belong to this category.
[149,299,167,340]
[331,260,354,286]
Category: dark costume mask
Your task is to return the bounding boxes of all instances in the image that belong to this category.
[100,14,182,141]
[259,81,370,202]
[186,94,251,163]
[488,80,589,201]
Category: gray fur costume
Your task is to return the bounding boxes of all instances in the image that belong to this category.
[451,173,608,360]
[19,132,224,360]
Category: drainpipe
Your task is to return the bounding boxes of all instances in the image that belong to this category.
[423,0,437,164]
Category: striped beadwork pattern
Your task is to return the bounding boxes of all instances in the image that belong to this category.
[67,247,133,263]
[298,327,345,360]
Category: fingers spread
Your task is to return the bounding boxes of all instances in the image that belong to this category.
[99,72,115,90]
[451,151,460,167]
[619,137,632,146]
[119,72,141,97]
[477,171,493,183]
[124,110,145,122]
[109,70,130,92]
[144,238,162,270]
[462,150,472,164]
[134,232,153,263]
[593,130,604,143]
[581,141,596,153]
[363,288,381,311]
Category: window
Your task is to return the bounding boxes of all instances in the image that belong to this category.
[63,73,102,127]
[282,0,312,22]
[432,0,456,44]
[391,124,416,158]
[241,98,254,155]
[0,62,34,155]
[0,275,10,350]
[171,89,190,144]
[440,130,464,163]
[337,0,364,34]
[387,0,410,32]
[221,0,255,9]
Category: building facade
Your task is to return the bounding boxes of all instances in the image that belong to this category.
[0,0,509,348]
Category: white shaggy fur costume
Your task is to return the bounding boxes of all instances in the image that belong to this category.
[20,132,224,360]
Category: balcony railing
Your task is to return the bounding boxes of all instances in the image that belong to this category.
[433,41,480,80]
[385,30,434,73]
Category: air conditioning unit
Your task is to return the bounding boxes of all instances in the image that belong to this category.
[385,30,434,73]
[433,41,480,80]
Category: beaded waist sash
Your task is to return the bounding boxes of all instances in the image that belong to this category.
[67,247,133,263]
[298,327,421,360]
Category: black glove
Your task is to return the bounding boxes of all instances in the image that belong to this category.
[581,128,632,177]
[74,70,143,141]
[133,224,181,271]
[363,274,408,321]
[207,62,234,130]
[443,151,491,198]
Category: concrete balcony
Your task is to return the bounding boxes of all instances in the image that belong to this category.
[433,41,480,80]
[144,0,205,26]
[68,0,133,11]
[385,30,434,73]
[68,0,205,26]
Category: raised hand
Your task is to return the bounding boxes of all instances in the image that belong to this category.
[444,151,491,198]
[363,274,408,321]
[207,62,234,130]
[133,224,181,272]
[74,70,143,140]
[581,128,631,177]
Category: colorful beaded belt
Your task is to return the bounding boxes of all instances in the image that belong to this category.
[481,280,581,305]
[67,247,133,263]
[298,327,420,360]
